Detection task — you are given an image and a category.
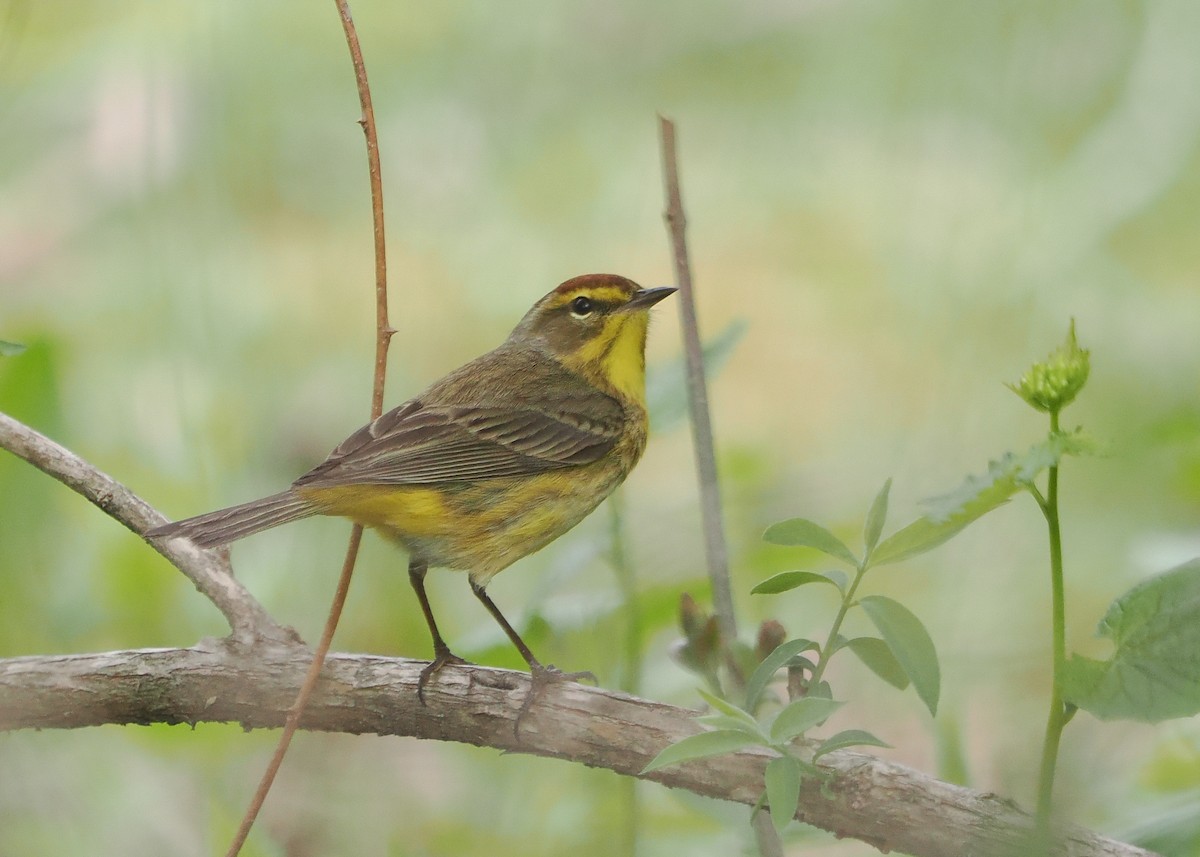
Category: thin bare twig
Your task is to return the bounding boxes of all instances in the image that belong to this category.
[342,0,395,415]
[0,649,1156,857]
[657,116,737,642]
[0,411,290,646]
[224,527,364,857]
[659,116,781,857]
[225,2,393,853]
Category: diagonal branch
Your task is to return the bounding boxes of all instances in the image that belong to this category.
[0,649,1155,857]
[0,411,292,646]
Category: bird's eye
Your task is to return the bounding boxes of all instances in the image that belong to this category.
[569,296,594,318]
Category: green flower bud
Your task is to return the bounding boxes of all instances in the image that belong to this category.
[1007,319,1090,414]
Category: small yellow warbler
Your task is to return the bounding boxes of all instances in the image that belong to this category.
[150,273,674,695]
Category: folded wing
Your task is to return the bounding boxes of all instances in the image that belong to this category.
[293,396,624,488]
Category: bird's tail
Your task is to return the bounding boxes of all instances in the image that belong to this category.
[148,490,317,548]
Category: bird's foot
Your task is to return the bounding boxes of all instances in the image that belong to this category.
[514,663,597,737]
[533,663,597,687]
[417,647,471,704]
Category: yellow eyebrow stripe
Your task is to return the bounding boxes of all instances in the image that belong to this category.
[549,286,631,308]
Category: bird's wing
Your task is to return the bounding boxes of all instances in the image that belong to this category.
[292,395,625,488]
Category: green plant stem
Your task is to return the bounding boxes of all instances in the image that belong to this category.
[1034,410,1067,843]
[809,562,868,691]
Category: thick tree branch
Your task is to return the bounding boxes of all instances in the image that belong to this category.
[0,411,292,646]
[0,402,1159,857]
[0,648,1155,857]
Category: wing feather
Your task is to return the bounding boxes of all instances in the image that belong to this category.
[293,370,625,489]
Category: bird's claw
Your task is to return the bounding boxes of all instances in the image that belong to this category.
[533,664,597,686]
[514,663,596,738]
[417,648,471,704]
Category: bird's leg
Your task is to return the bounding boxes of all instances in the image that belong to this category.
[409,559,469,703]
[468,579,596,733]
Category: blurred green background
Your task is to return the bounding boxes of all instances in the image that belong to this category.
[3,1,1200,854]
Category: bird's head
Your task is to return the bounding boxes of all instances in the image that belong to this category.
[512,274,676,403]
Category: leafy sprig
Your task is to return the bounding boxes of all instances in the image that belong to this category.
[755,478,941,718]
[659,320,1200,846]
[642,686,889,833]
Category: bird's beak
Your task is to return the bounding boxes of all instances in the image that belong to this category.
[625,286,677,310]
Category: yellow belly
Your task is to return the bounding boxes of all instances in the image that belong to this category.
[296,463,624,582]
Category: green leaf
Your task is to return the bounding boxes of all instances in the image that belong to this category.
[922,431,1094,523]
[859,595,940,716]
[696,687,750,719]
[641,730,760,774]
[1063,559,1200,722]
[863,478,891,557]
[769,697,844,744]
[765,755,802,833]
[752,570,845,596]
[0,339,26,357]
[744,638,819,712]
[812,729,892,760]
[869,517,970,567]
[820,569,849,592]
[844,636,910,690]
[648,319,747,433]
[763,518,859,567]
[695,688,765,738]
[695,713,769,740]
[871,432,1094,567]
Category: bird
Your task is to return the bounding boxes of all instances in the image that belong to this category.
[149,273,675,698]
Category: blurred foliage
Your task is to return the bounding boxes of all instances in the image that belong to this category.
[4,1,1200,855]
[1064,559,1200,723]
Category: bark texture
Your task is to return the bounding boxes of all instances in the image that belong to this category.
[0,646,1155,857]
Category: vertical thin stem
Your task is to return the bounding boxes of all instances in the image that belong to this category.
[659,114,774,857]
[337,0,394,415]
[609,491,642,695]
[609,492,641,857]
[1034,410,1066,845]
[618,772,640,857]
[751,812,785,857]
[657,115,737,644]
[808,563,868,692]
[224,2,391,853]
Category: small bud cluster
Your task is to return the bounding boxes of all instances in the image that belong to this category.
[671,593,721,677]
[1008,319,1090,414]
[671,594,789,699]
